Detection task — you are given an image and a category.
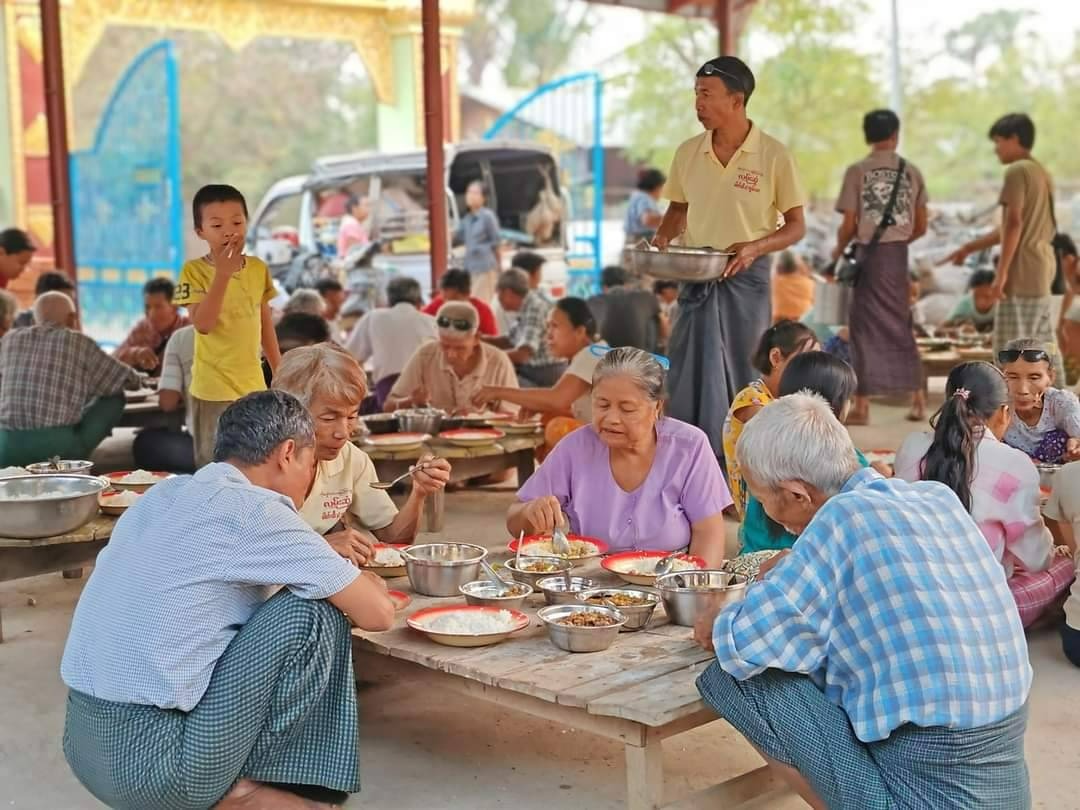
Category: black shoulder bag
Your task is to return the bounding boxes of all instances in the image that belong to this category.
[837,157,907,288]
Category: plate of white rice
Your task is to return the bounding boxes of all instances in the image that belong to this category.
[361,544,409,578]
[407,606,530,647]
[104,469,173,492]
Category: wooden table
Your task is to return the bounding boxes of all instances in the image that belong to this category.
[0,514,115,642]
[920,348,994,392]
[352,558,786,809]
[120,395,184,430]
[361,434,544,531]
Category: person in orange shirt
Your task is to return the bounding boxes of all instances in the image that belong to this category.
[771,251,815,324]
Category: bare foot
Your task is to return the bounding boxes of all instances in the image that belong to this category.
[217,780,330,809]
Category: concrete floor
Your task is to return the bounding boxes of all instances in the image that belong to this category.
[2,399,1078,809]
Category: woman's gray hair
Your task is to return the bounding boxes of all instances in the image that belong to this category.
[736,392,859,497]
[1002,337,1055,357]
[214,390,316,465]
[592,346,665,402]
[283,288,326,317]
[0,289,17,329]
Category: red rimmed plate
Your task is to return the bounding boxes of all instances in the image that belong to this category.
[438,428,506,448]
[388,590,411,612]
[507,534,609,562]
[361,543,410,578]
[362,432,430,453]
[98,489,142,516]
[602,550,707,586]
[406,605,530,647]
[103,470,173,493]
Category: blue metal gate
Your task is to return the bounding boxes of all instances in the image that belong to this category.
[70,40,182,347]
[483,72,604,296]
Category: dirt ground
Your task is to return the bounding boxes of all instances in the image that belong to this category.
[1,396,1077,809]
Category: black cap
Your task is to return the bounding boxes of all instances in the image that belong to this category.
[0,228,35,254]
[696,56,756,104]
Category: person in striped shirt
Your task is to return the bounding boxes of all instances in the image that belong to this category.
[696,392,1032,810]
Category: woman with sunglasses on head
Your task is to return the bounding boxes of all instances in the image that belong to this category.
[473,298,604,451]
[384,301,519,414]
[998,338,1080,463]
[508,347,732,566]
[895,361,1073,627]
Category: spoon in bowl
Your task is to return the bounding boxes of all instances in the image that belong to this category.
[653,552,681,577]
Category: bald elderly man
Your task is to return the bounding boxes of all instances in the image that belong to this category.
[0,291,140,465]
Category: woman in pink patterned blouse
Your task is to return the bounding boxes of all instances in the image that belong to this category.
[896,361,1074,627]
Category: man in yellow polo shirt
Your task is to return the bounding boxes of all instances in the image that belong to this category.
[654,56,806,460]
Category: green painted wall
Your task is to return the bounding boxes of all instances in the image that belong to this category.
[0,12,14,225]
[376,34,418,151]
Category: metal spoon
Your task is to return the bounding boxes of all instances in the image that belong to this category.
[551,524,572,557]
[480,559,511,595]
[652,552,681,578]
[369,462,423,490]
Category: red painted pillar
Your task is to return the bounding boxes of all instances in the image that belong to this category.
[421,0,448,290]
[716,0,735,56]
[39,0,77,292]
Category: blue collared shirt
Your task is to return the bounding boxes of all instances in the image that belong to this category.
[712,468,1032,743]
[61,463,358,711]
[454,207,500,274]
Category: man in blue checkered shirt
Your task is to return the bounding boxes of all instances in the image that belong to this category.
[696,393,1032,810]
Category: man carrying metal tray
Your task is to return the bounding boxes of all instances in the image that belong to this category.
[649,56,806,461]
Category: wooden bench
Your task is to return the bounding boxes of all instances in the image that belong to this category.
[352,557,787,809]
[120,395,184,431]
[360,434,543,531]
[0,514,115,642]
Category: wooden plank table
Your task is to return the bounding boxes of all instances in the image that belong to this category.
[120,395,184,431]
[0,514,116,642]
[920,348,994,393]
[360,434,543,531]
[353,557,786,809]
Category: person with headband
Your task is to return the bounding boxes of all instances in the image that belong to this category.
[896,361,1073,627]
[997,338,1080,463]
[385,301,518,415]
[653,56,806,457]
[507,347,732,566]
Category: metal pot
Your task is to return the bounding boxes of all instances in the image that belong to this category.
[25,459,94,475]
[394,408,445,435]
[538,604,625,652]
[502,556,573,589]
[536,575,597,605]
[402,542,487,597]
[459,580,533,609]
[625,246,733,283]
[0,474,108,539]
[656,570,749,627]
[362,414,399,435]
[578,588,660,632]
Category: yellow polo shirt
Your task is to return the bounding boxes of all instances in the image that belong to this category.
[299,442,398,535]
[665,124,805,249]
[174,256,276,402]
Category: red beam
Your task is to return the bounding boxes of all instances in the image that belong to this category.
[39,0,77,293]
[421,0,448,289]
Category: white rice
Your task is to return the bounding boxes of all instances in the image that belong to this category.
[101,490,142,507]
[423,610,516,635]
[621,557,699,576]
[0,467,29,478]
[116,469,159,484]
[522,539,598,559]
[372,547,405,567]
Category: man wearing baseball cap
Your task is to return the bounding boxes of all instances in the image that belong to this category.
[654,56,806,460]
[0,228,35,289]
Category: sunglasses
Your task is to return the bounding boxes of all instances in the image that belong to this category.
[589,343,671,371]
[437,316,474,332]
[997,349,1051,365]
[698,63,745,92]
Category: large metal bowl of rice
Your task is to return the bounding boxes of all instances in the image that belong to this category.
[0,474,109,539]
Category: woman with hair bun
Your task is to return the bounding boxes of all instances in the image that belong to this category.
[895,361,1073,627]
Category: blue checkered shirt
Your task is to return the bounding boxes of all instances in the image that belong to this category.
[61,463,359,711]
[712,468,1032,743]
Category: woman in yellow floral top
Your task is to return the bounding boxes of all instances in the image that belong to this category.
[722,320,819,515]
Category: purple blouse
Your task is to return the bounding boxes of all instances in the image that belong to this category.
[517,418,733,552]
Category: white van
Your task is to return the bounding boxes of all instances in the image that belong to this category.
[247,140,569,299]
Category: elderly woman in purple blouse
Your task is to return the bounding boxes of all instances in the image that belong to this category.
[507,346,732,566]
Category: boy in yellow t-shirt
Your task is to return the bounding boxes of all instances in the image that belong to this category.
[173,184,281,467]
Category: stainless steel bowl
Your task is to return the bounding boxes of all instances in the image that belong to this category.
[402,542,488,597]
[0,474,109,539]
[625,246,733,283]
[502,556,573,589]
[362,413,399,435]
[656,569,749,627]
[578,588,660,632]
[25,459,94,475]
[536,575,597,606]
[394,408,445,435]
[538,604,626,652]
[459,579,534,609]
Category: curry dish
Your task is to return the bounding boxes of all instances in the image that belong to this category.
[556,611,619,628]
